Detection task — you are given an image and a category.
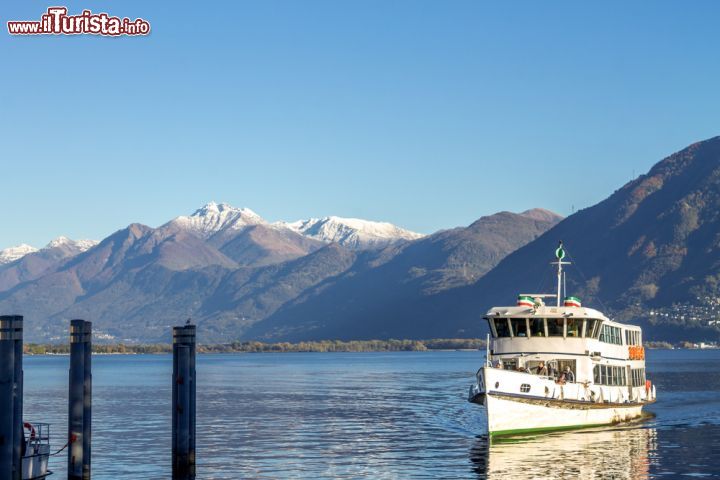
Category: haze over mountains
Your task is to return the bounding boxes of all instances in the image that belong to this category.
[0,202,560,342]
[4,138,720,343]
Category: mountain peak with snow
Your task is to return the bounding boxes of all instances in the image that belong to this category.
[277,216,424,250]
[0,244,39,265]
[166,202,267,239]
[45,236,99,252]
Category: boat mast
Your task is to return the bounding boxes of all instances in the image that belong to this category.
[553,241,571,307]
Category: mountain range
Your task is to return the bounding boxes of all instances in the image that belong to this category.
[4,137,720,343]
[0,203,559,342]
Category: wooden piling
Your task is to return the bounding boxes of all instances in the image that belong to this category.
[0,315,22,480]
[172,325,196,480]
[11,316,23,480]
[68,319,92,480]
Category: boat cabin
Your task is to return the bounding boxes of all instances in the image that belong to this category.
[485,296,646,388]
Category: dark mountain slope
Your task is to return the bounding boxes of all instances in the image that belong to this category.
[466,137,720,309]
[217,225,326,267]
[436,137,720,341]
[0,223,238,340]
[246,210,562,341]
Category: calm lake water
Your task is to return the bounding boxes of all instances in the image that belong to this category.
[23,349,720,479]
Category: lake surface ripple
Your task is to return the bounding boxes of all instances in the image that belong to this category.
[23,349,720,479]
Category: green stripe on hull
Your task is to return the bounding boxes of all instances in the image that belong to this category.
[490,422,610,438]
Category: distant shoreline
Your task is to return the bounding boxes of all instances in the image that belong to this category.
[24,338,486,355]
[22,338,718,355]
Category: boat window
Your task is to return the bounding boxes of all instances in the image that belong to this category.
[586,319,601,338]
[585,319,594,338]
[510,318,529,337]
[556,359,576,379]
[547,318,564,336]
[600,324,623,345]
[502,359,517,370]
[529,318,546,337]
[586,318,602,338]
[630,368,646,387]
[566,318,581,337]
[593,365,629,386]
[625,330,642,346]
[520,384,531,393]
[493,319,511,337]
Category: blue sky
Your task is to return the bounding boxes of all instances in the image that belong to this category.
[2,1,720,248]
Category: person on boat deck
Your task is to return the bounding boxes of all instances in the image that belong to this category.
[535,361,548,376]
[555,366,575,384]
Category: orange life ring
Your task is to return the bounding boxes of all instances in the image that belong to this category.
[23,422,36,441]
[645,380,651,393]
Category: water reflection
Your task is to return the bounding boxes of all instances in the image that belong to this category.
[471,426,656,480]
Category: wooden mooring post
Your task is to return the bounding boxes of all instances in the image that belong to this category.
[68,319,92,480]
[172,324,196,480]
[0,315,23,480]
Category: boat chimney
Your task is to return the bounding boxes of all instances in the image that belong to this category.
[172,324,196,480]
[68,319,92,480]
[0,315,23,480]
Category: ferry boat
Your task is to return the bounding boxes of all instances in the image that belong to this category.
[468,242,656,436]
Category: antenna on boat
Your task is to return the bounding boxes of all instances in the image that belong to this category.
[551,241,572,307]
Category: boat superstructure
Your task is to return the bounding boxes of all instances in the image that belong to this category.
[468,242,656,436]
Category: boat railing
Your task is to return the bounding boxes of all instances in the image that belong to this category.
[24,422,51,449]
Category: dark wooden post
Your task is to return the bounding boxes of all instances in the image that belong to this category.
[172,325,196,480]
[0,315,22,480]
[11,316,23,480]
[68,319,92,480]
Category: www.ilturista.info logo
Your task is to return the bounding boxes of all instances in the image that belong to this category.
[7,7,150,36]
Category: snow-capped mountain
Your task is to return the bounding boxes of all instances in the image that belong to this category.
[45,236,99,253]
[0,244,38,265]
[0,237,99,266]
[164,202,266,239]
[277,216,425,250]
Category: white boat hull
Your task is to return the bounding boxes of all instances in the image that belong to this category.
[470,366,652,436]
[484,392,644,435]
